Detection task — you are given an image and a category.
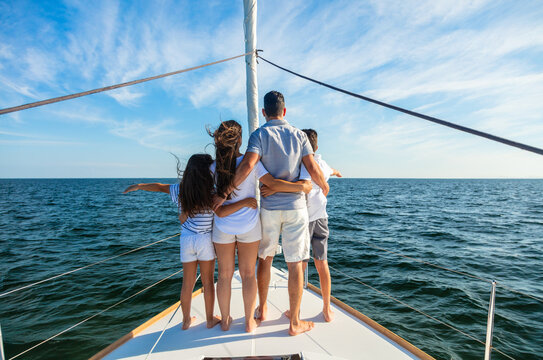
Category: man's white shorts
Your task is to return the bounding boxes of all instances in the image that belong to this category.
[212,218,262,244]
[180,232,215,263]
[259,208,310,263]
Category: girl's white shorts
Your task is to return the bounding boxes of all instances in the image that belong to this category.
[180,232,215,263]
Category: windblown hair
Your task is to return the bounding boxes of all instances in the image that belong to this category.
[302,128,318,152]
[208,120,242,199]
[177,154,214,217]
[264,90,285,117]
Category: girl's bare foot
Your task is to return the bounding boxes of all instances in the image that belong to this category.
[181,316,196,330]
[206,315,221,328]
[254,304,267,321]
[245,316,261,333]
[221,315,232,331]
[323,307,335,322]
[289,319,314,336]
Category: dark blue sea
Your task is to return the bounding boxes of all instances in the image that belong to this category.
[1,178,542,360]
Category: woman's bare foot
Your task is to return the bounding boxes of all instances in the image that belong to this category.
[206,315,221,329]
[323,307,335,322]
[221,315,233,331]
[245,316,261,333]
[289,319,314,336]
[181,316,196,330]
[254,304,267,321]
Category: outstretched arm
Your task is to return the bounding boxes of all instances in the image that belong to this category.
[302,154,329,196]
[259,174,312,198]
[332,168,343,177]
[123,183,170,194]
[215,198,257,217]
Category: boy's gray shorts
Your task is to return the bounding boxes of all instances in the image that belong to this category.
[304,218,329,261]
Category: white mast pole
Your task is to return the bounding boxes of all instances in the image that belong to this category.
[243,0,259,134]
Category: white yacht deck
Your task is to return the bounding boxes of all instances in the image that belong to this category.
[92,267,434,360]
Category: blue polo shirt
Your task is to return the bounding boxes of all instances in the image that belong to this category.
[246,119,313,210]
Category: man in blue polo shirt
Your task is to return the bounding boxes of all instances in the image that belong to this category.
[214,91,328,336]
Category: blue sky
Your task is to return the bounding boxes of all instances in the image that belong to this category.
[1,0,543,178]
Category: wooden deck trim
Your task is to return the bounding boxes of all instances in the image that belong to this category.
[89,287,203,360]
[306,283,435,360]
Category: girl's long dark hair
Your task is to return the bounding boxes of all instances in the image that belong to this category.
[177,154,214,217]
[208,120,242,199]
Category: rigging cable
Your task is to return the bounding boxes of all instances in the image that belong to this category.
[8,269,183,360]
[0,51,253,116]
[327,263,517,360]
[0,233,179,298]
[144,273,200,360]
[356,240,543,303]
[257,54,543,157]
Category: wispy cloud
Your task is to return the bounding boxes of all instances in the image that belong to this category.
[0,139,84,146]
[1,0,543,177]
[109,118,191,154]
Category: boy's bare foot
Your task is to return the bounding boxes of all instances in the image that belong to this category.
[289,320,314,336]
[323,307,335,322]
[181,316,196,330]
[206,315,221,328]
[254,304,267,321]
[245,317,261,333]
[221,315,232,331]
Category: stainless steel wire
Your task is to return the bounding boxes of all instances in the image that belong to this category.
[144,273,200,360]
[329,263,518,360]
[358,240,543,304]
[0,233,179,298]
[329,263,486,345]
[8,269,183,360]
[361,240,493,284]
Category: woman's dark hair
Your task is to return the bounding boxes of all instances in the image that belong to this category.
[208,120,242,199]
[177,153,214,217]
[302,128,318,152]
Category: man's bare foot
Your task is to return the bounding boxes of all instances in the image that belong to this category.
[323,307,335,322]
[284,309,301,319]
[254,304,267,321]
[221,315,232,331]
[206,315,221,328]
[245,316,261,333]
[289,319,314,336]
[181,316,196,330]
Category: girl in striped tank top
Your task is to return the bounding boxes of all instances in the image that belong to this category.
[124,154,232,330]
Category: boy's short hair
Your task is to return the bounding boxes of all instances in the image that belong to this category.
[264,91,285,117]
[302,129,318,152]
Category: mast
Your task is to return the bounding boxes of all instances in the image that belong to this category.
[243,0,259,134]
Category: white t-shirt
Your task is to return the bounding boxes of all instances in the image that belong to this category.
[300,154,333,222]
[169,184,213,235]
[210,155,269,234]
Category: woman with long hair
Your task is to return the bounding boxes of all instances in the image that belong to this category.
[124,154,224,330]
[210,120,311,332]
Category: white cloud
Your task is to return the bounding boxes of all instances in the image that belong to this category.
[109,118,190,154]
[2,0,543,177]
[0,139,84,146]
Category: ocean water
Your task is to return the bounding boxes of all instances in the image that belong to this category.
[0,178,542,360]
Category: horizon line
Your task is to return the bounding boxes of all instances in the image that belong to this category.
[1,177,543,180]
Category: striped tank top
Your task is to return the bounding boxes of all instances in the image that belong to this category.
[169,184,213,235]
